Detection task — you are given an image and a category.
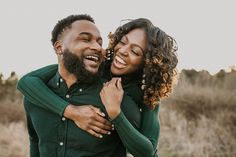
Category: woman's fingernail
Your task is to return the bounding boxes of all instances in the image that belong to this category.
[112,124,115,130]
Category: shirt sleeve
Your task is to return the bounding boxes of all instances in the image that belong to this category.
[17,64,69,116]
[23,98,40,157]
[111,104,160,157]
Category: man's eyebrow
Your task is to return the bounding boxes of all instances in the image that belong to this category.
[78,32,102,41]
[78,32,91,36]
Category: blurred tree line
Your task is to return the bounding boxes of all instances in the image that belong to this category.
[0,72,18,86]
[1,68,236,90]
[180,67,236,90]
[0,71,18,100]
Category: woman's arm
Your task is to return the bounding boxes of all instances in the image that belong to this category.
[17,64,113,137]
[140,105,160,152]
[100,78,160,157]
[17,64,69,115]
[111,104,159,157]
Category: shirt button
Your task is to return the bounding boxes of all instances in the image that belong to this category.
[60,78,63,82]
[66,94,70,98]
[56,82,59,86]
[139,108,142,112]
[59,142,63,146]
[79,88,83,92]
[62,117,66,121]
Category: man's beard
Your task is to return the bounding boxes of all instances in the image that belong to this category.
[63,49,101,84]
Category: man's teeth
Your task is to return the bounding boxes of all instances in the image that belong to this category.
[86,55,99,61]
[116,56,126,65]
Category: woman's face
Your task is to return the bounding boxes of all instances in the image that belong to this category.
[111,28,147,76]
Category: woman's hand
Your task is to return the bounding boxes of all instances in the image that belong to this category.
[100,78,124,119]
[64,104,113,138]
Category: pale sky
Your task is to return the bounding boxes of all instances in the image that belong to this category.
[0,0,235,77]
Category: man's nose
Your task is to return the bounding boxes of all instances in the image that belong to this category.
[90,41,102,52]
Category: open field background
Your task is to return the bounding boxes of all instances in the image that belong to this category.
[0,69,235,157]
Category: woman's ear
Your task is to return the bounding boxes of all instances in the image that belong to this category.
[54,41,63,55]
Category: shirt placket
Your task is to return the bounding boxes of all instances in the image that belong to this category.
[57,78,68,157]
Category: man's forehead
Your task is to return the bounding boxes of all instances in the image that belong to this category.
[71,20,100,35]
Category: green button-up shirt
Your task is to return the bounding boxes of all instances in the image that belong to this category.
[24,72,143,157]
[17,65,160,157]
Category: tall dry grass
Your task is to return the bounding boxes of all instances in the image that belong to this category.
[0,77,29,157]
[158,69,236,157]
[0,70,235,157]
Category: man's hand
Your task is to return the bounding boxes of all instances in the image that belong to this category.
[63,104,113,138]
[100,78,124,119]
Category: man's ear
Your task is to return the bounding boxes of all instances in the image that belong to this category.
[54,41,63,55]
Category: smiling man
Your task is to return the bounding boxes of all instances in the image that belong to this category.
[18,14,127,157]
[55,19,103,86]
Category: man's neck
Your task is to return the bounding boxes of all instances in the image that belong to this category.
[58,64,77,88]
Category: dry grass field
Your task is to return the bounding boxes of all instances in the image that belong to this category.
[158,69,236,157]
[0,75,28,157]
[0,69,235,157]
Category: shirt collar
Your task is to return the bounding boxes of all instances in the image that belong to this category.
[53,72,97,91]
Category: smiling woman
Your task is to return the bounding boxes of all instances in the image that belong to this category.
[110,28,146,76]
[106,18,178,108]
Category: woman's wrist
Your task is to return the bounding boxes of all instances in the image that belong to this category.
[63,104,75,119]
[107,107,121,120]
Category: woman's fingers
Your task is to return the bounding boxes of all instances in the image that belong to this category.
[87,129,103,138]
[116,78,122,90]
[89,105,105,117]
[106,77,122,89]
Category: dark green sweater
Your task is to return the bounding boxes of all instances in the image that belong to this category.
[17,64,160,157]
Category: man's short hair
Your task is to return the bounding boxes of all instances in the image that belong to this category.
[51,14,94,46]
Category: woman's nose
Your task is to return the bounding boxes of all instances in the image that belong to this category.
[119,45,129,56]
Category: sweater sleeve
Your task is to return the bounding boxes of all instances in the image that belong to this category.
[24,64,58,80]
[112,104,160,157]
[17,64,69,116]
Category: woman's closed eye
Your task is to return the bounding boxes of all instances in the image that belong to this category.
[131,49,139,55]
[131,47,143,56]
[119,40,126,45]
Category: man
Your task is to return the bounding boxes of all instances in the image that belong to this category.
[20,14,125,157]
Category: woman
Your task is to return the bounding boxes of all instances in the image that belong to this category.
[18,18,178,157]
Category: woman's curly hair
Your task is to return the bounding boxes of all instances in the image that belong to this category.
[107,18,178,109]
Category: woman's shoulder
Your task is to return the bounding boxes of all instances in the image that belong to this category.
[124,82,143,106]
